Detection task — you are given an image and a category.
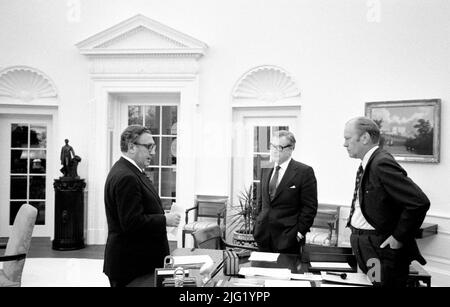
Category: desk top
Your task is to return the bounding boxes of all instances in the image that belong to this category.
[171,248,359,287]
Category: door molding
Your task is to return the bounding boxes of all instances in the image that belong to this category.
[0,109,58,238]
[78,15,208,245]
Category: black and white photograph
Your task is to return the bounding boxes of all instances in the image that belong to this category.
[0,0,449,291]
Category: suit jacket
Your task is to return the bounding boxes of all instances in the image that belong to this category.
[358,148,430,264]
[254,159,318,252]
[103,157,169,283]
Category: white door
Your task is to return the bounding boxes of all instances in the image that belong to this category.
[232,108,300,211]
[116,95,179,211]
[0,115,54,237]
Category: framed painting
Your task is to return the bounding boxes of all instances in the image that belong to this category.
[365,99,441,163]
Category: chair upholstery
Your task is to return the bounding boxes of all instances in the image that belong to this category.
[182,195,228,247]
[0,204,38,287]
[306,204,340,246]
[192,225,258,252]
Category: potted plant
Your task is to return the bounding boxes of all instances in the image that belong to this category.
[228,184,258,247]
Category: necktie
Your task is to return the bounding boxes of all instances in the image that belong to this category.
[347,164,364,226]
[269,166,281,201]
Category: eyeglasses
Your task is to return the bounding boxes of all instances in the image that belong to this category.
[270,143,293,151]
[134,142,156,151]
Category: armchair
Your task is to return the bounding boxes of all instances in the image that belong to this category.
[192,225,257,252]
[306,204,340,246]
[182,195,228,248]
[0,204,38,287]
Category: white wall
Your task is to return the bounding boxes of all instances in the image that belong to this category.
[1,0,449,279]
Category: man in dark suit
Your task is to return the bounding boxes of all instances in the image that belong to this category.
[103,125,181,287]
[254,130,318,254]
[344,117,430,287]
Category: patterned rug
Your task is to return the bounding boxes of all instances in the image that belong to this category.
[21,258,109,287]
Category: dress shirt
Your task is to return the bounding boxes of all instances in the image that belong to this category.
[122,155,144,173]
[351,146,379,230]
[269,157,292,188]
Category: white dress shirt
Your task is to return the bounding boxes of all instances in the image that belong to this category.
[270,157,292,188]
[122,155,144,173]
[350,146,379,230]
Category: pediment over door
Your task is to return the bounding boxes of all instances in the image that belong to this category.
[77,14,208,57]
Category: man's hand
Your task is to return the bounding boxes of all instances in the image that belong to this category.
[296,232,304,242]
[380,235,403,249]
[166,213,181,227]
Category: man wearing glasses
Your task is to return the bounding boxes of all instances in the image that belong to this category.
[103,125,181,287]
[254,130,318,254]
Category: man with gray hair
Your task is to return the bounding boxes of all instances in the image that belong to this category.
[343,116,430,287]
[103,125,180,287]
[254,130,318,254]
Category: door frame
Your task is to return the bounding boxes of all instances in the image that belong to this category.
[230,106,301,222]
[0,105,58,239]
[87,76,199,245]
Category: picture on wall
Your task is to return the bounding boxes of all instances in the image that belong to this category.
[365,99,441,163]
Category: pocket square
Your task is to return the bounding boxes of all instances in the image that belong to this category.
[289,185,296,189]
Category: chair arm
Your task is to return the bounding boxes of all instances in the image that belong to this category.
[185,206,198,224]
[0,253,26,263]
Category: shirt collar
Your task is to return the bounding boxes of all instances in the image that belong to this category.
[361,146,379,170]
[275,157,292,170]
[122,154,144,173]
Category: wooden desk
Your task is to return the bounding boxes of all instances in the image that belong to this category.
[169,248,430,287]
[171,248,357,287]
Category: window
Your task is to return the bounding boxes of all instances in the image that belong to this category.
[10,124,47,225]
[128,105,177,210]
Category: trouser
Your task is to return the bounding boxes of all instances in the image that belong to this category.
[350,226,409,287]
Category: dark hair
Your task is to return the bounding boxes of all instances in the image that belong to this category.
[120,125,151,152]
[352,117,381,144]
[276,130,296,149]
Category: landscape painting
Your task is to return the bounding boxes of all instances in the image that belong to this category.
[365,99,441,163]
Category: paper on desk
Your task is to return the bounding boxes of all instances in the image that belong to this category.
[166,202,183,236]
[320,271,372,286]
[238,267,292,280]
[310,262,352,270]
[248,252,280,262]
[290,273,323,281]
[265,280,311,287]
[173,255,214,266]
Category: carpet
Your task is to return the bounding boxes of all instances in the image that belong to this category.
[20,258,109,287]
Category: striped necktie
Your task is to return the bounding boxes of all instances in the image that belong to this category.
[347,164,364,227]
[269,166,281,201]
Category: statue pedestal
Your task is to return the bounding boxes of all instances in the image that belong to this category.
[52,178,86,250]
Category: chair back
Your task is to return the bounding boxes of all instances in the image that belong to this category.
[195,195,228,220]
[3,204,38,284]
[192,225,223,250]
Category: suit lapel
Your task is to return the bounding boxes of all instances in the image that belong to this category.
[260,167,271,204]
[272,159,297,202]
[119,158,163,210]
